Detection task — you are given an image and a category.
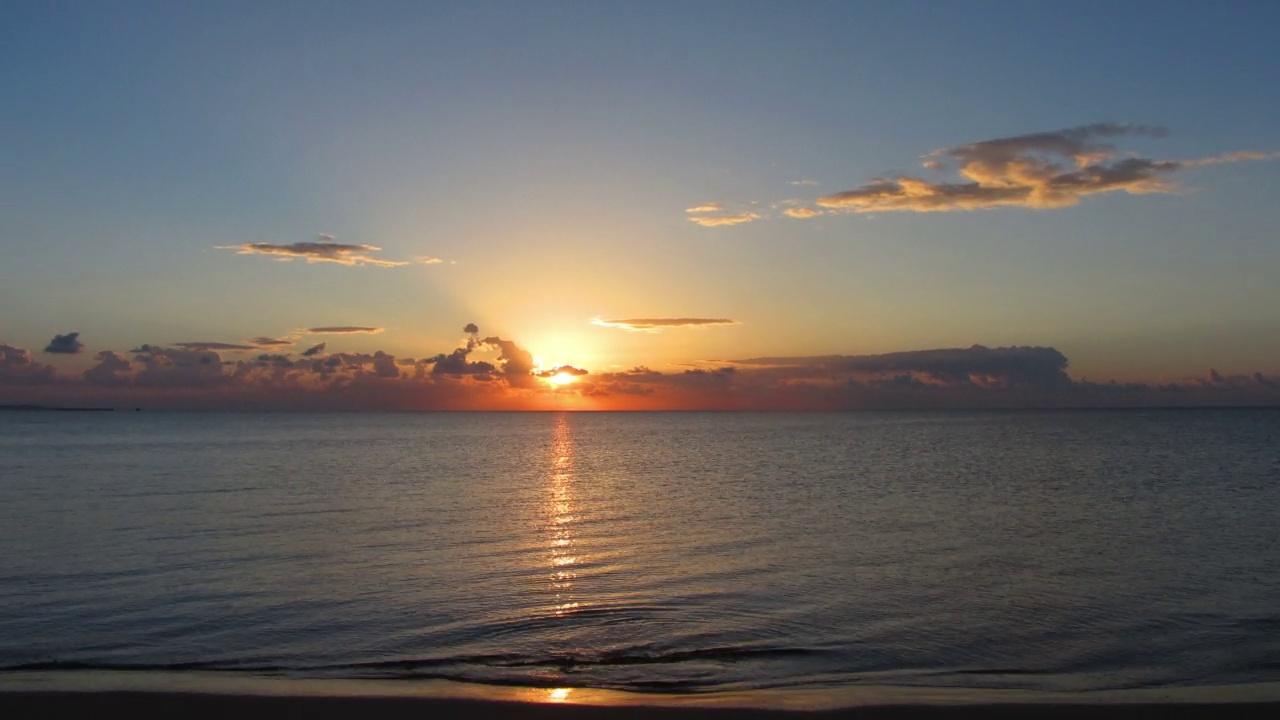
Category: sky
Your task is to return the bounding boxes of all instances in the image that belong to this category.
[3,0,1279,410]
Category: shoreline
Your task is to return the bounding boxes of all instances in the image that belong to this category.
[3,691,1279,720]
[3,671,1279,717]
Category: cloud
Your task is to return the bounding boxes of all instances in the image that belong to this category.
[535,365,590,378]
[591,317,739,332]
[301,342,327,357]
[217,235,411,267]
[813,123,1277,213]
[6,329,1280,411]
[731,345,1071,390]
[783,207,823,219]
[43,332,85,354]
[687,211,762,227]
[417,256,446,265]
[83,351,131,386]
[482,335,536,388]
[424,324,538,388]
[1180,150,1280,167]
[251,337,293,347]
[788,180,820,186]
[254,353,294,366]
[429,347,495,377]
[173,342,257,351]
[685,203,724,213]
[302,326,384,334]
[1,343,57,385]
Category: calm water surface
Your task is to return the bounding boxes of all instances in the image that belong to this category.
[1,410,1278,695]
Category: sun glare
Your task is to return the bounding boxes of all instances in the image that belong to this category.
[548,688,572,702]
[546,372,577,386]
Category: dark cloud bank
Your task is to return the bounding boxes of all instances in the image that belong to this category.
[2,332,1277,411]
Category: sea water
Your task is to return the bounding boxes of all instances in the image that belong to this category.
[1,410,1278,696]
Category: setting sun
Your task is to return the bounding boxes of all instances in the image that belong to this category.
[546,372,577,387]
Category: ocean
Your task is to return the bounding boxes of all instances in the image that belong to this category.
[1,409,1278,701]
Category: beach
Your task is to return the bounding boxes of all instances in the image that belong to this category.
[3,689,1279,719]
[4,672,1280,719]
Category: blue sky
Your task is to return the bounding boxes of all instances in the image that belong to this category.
[3,1,1279,408]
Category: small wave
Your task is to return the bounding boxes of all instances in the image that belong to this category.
[0,660,273,673]
[1,644,826,688]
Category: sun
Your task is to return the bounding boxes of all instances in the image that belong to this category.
[546,372,577,386]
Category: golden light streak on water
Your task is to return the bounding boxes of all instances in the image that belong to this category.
[546,415,580,618]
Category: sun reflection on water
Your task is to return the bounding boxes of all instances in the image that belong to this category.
[548,687,572,702]
[547,414,580,618]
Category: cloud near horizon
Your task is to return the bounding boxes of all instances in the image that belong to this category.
[591,317,740,332]
[301,326,385,335]
[2,334,1278,410]
[217,234,444,267]
[43,332,85,354]
[250,337,293,347]
[810,123,1278,214]
[535,365,590,378]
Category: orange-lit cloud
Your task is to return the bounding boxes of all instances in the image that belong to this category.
[591,317,740,332]
[217,234,421,267]
[810,123,1278,213]
[783,207,822,219]
[687,211,762,227]
[685,203,724,213]
[535,365,589,378]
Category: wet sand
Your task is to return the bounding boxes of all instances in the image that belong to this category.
[3,690,1279,719]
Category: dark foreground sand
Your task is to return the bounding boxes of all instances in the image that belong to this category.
[3,692,1279,719]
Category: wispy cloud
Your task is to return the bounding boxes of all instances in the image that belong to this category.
[783,207,823,219]
[173,342,258,351]
[685,202,765,227]
[217,234,413,267]
[687,212,762,227]
[811,123,1278,214]
[591,317,740,332]
[1180,150,1280,167]
[43,332,84,354]
[301,326,385,335]
[250,337,293,347]
[788,179,820,186]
